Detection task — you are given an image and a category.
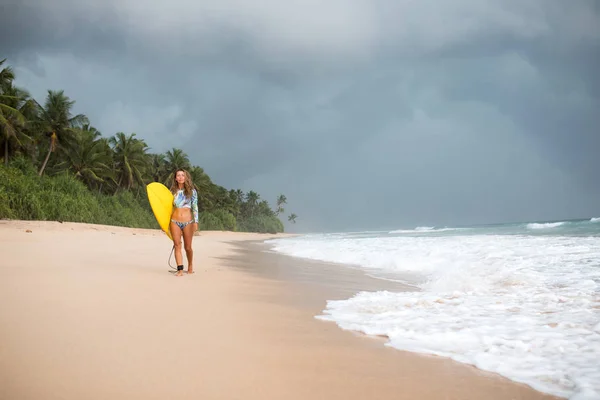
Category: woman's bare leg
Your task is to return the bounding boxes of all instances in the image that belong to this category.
[170,222,184,276]
[182,222,195,273]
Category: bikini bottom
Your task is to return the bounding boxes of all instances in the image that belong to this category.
[171,219,194,230]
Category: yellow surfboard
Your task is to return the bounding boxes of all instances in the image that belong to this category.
[146,182,174,240]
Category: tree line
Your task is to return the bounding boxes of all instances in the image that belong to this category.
[0,58,298,232]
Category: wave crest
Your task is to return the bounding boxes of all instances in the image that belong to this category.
[526,222,565,229]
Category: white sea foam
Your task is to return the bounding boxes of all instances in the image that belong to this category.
[389,226,463,234]
[267,233,600,399]
[527,222,566,229]
[591,217,600,223]
[415,226,435,231]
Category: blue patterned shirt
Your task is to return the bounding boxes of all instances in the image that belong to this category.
[173,189,199,223]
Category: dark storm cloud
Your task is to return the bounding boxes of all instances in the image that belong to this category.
[2,0,599,232]
[0,1,126,59]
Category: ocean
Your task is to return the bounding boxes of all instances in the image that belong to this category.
[265,218,600,400]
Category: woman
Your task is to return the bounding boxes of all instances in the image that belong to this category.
[170,169,199,277]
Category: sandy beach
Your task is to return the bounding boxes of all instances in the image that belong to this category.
[0,220,563,400]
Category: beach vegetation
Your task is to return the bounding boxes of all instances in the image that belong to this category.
[0,58,296,233]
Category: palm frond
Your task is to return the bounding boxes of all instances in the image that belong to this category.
[0,103,26,125]
[69,113,89,128]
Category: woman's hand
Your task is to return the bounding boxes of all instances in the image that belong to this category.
[193,222,198,232]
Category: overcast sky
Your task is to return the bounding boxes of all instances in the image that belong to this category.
[1,0,599,232]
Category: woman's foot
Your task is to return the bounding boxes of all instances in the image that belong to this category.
[187,267,194,274]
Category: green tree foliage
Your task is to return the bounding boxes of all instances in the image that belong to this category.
[0,57,297,233]
[35,90,89,176]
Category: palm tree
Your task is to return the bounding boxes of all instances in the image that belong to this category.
[56,124,114,189]
[0,82,31,165]
[258,200,275,217]
[213,185,227,207]
[276,194,287,216]
[163,148,191,183]
[189,165,211,189]
[189,165,214,210]
[234,189,245,204]
[109,132,150,190]
[36,90,88,176]
[246,191,259,206]
[149,153,167,183]
[0,59,15,87]
[245,190,259,217]
[79,123,102,139]
[288,213,297,224]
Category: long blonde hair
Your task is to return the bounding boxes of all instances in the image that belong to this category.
[170,169,194,199]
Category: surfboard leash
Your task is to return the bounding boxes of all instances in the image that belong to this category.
[167,245,176,270]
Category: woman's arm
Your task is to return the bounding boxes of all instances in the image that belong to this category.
[191,189,199,223]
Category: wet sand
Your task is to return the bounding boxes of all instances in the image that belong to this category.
[0,220,562,400]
